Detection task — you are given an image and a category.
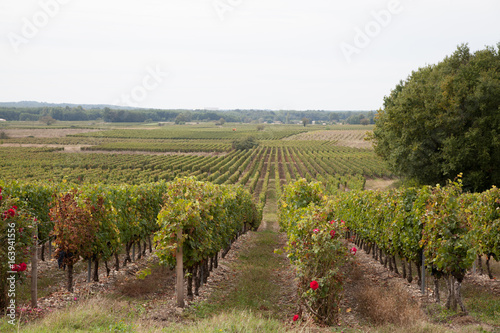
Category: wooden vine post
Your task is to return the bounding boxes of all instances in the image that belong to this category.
[31,224,38,309]
[421,249,425,295]
[176,225,185,308]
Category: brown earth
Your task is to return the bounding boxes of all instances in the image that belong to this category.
[364,178,396,191]
[1,129,101,138]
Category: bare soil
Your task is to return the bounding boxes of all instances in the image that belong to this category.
[284,130,374,149]
[1,129,101,138]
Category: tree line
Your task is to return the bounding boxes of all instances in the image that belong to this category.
[0,105,375,124]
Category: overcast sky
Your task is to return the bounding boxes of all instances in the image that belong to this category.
[1,0,499,110]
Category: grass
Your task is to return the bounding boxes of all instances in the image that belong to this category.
[1,297,139,333]
[191,230,282,317]
[0,299,291,333]
[462,284,500,326]
[163,310,290,333]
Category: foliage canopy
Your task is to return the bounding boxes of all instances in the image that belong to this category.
[373,44,500,192]
[232,136,259,150]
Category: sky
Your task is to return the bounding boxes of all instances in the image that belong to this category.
[1,0,499,111]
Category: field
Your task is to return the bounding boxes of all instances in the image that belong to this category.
[1,121,499,332]
[0,123,388,189]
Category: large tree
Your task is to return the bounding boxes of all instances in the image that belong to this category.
[373,44,500,192]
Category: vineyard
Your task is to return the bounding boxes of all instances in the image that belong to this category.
[0,123,390,188]
[279,178,500,324]
[0,123,387,323]
[1,121,499,331]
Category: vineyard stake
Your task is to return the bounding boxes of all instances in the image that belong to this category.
[31,225,38,309]
[87,258,92,283]
[421,250,425,295]
[176,225,185,308]
[48,240,52,259]
[132,243,135,262]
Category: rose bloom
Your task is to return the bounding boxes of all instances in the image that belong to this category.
[293,314,299,322]
[310,280,319,290]
[350,247,358,255]
[3,209,16,219]
[313,229,319,234]
[330,230,336,238]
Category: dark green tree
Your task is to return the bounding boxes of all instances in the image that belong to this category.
[302,117,310,127]
[373,44,500,192]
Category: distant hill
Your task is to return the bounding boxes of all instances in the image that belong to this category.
[0,101,137,110]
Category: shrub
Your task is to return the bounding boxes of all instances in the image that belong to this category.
[232,136,258,150]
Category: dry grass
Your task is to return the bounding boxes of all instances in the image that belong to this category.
[13,297,138,333]
[356,280,424,326]
[364,178,397,191]
[115,264,174,299]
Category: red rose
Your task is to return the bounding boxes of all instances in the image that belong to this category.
[350,247,357,255]
[12,205,17,210]
[19,263,27,272]
[4,208,16,219]
[293,314,299,322]
[330,230,336,238]
[310,280,319,290]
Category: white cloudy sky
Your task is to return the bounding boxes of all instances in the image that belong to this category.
[1,0,499,110]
